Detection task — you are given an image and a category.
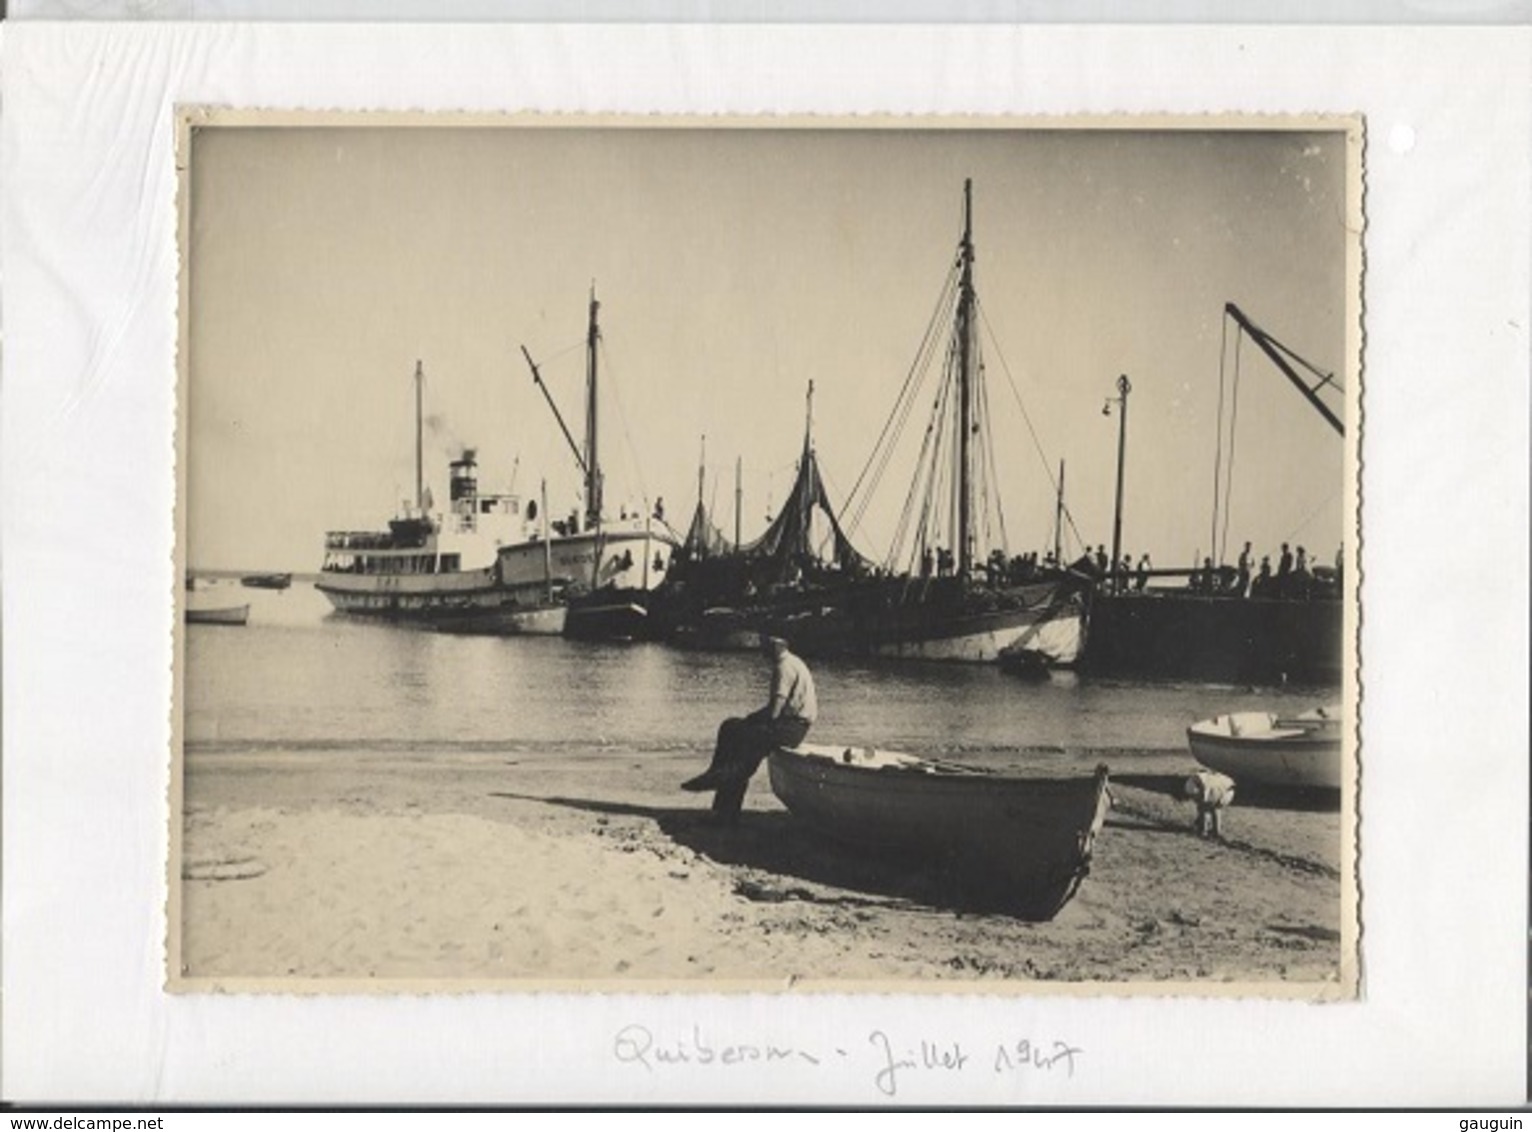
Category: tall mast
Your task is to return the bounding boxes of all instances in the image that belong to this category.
[414,359,425,514]
[956,178,976,578]
[696,435,707,560]
[1054,459,1066,563]
[734,456,743,551]
[804,380,815,454]
[584,287,603,531]
[540,479,553,603]
[798,381,816,561]
[1110,374,1132,593]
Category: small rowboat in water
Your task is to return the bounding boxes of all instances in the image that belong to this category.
[997,644,1053,680]
[1186,704,1343,791]
[185,603,250,626]
[185,576,250,625]
[767,743,1111,920]
[240,572,292,590]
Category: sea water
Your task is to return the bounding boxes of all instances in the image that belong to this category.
[182,582,1337,765]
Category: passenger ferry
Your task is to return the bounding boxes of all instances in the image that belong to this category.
[315,353,674,634]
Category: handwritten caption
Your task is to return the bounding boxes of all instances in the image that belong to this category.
[613,1024,1082,1097]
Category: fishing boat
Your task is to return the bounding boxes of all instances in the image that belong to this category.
[768,744,1111,920]
[756,180,1086,663]
[520,290,677,641]
[1186,704,1343,790]
[240,572,292,591]
[185,577,251,625]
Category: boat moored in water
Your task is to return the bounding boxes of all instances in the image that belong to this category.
[240,572,293,591]
[185,603,251,626]
[653,181,1088,662]
[764,180,1084,664]
[520,290,677,641]
[767,743,1111,920]
[1186,704,1343,791]
[315,436,575,624]
[428,598,568,636]
[185,576,251,625]
[314,342,675,635]
[997,642,1054,680]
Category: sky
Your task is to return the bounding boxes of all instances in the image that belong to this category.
[186,122,1354,573]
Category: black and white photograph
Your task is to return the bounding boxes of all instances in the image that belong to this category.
[5,17,1528,1110]
[173,115,1360,991]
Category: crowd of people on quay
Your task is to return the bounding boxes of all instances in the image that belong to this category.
[1074,539,1343,600]
[701,534,1342,604]
[912,545,1071,586]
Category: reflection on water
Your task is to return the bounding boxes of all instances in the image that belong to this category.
[183,583,1338,760]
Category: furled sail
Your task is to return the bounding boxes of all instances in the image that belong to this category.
[680,499,731,561]
[737,443,873,584]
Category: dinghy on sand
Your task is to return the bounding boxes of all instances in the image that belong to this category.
[768,743,1110,920]
[1186,704,1343,791]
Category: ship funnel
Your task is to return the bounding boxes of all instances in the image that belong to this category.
[449,448,479,508]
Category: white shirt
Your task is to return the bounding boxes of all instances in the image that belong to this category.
[768,650,818,724]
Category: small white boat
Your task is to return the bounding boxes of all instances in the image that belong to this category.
[1186,704,1343,790]
[185,576,251,625]
[185,602,250,626]
[767,743,1111,920]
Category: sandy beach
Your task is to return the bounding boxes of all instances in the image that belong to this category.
[176,744,1347,991]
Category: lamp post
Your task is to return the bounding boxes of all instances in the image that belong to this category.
[1104,374,1132,594]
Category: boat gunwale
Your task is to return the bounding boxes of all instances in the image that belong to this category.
[771,743,1111,800]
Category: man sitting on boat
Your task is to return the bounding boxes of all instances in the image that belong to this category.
[681,636,817,824]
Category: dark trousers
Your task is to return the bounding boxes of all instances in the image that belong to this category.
[708,715,811,819]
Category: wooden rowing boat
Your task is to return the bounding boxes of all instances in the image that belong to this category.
[1186,704,1342,790]
[185,603,250,626]
[767,743,1111,920]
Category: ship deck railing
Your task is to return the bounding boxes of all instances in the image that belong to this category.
[324,531,401,551]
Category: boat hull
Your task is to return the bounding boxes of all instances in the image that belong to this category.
[860,602,1083,663]
[768,744,1111,920]
[546,527,677,641]
[240,573,292,590]
[314,527,676,632]
[1187,709,1343,790]
[997,646,1052,680]
[497,528,671,594]
[563,594,650,641]
[668,608,763,652]
[431,602,567,636]
[767,584,1085,665]
[186,604,250,626]
[314,562,505,617]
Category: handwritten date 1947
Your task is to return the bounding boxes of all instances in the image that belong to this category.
[994,1038,1083,1077]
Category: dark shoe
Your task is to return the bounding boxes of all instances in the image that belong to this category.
[681,769,728,792]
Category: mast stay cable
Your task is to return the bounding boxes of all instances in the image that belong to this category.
[975,297,1087,556]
